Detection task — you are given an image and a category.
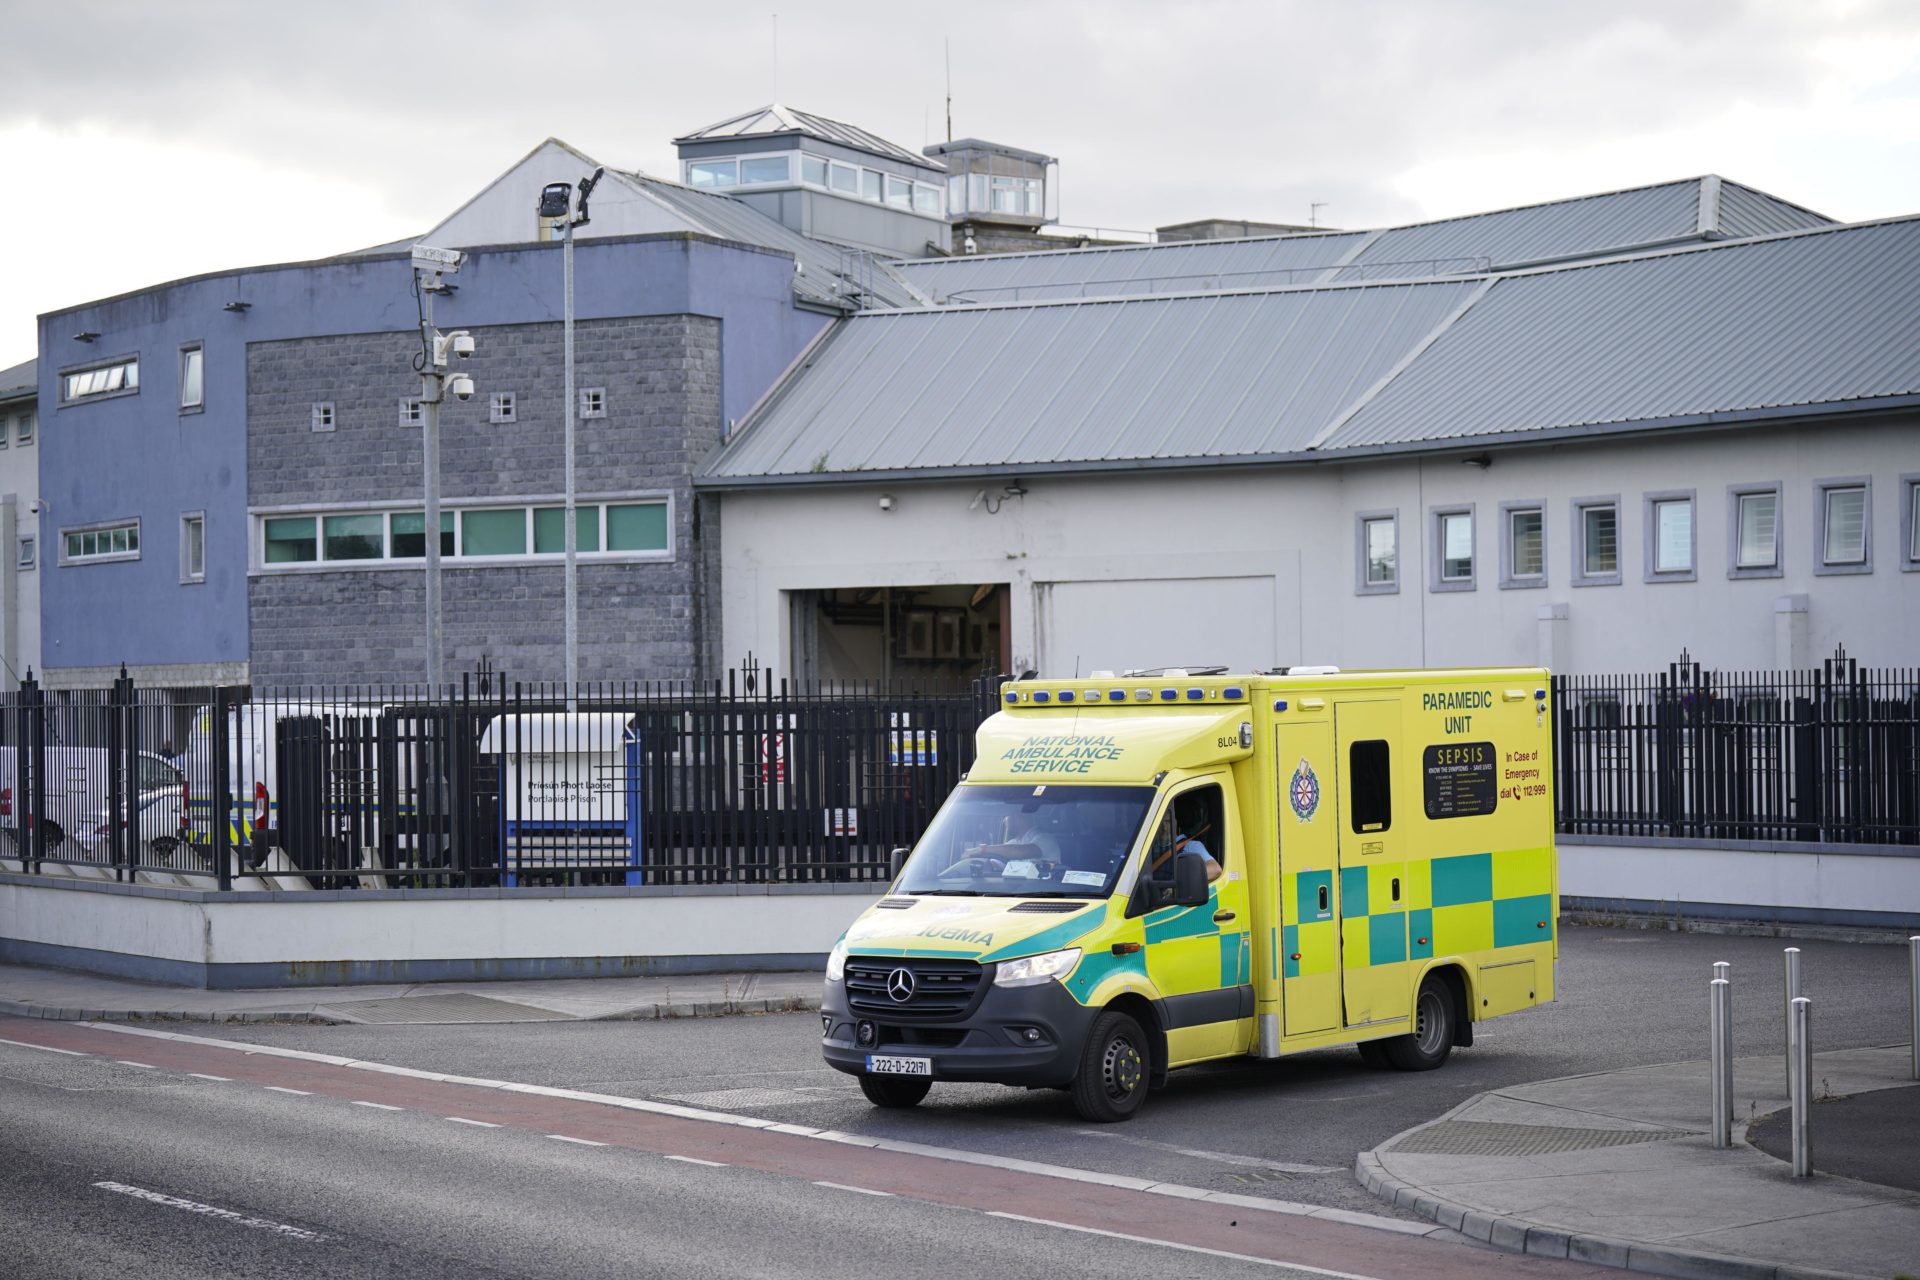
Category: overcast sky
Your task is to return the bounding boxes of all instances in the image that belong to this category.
[3,0,1917,369]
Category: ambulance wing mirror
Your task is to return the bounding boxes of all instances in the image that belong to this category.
[1173,853,1211,906]
[889,846,911,878]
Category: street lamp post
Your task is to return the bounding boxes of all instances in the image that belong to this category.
[409,244,475,694]
[538,169,602,711]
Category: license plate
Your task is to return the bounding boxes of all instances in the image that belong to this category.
[865,1054,932,1076]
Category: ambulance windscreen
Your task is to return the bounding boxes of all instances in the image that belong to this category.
[895,784,1156,898]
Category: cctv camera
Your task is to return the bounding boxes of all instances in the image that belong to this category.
[451,333,475,360]
[447,373,475,402]
[29,499,46,515]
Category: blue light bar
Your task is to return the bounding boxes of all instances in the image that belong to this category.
[1224,686,1245,699]
[1058,690,1076,703]
[1186,688,1204,700]
[1274,699,1289,712]
[1160,688,1177,701]
[1004,692,1018,703]
[1032,690,1051,703]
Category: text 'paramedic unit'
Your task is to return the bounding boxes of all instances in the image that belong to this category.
[822,667,1556,1121]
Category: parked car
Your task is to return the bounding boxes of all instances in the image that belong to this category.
[0,746,189,864]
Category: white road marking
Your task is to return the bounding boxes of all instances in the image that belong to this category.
[264,1086,311,1096]
[92,1181,330,1243]
[0,1037,86,1057]
[664,1155,728,1167]
[73,1021,1438,1241]
[351,1100,404,1111]
[114,1060,155,1069]
[986,1212,1389,1279]
[813,1181,894,1197]
[1072,1128,1342,1174]
[547,1134,608,1147]
[187,1073,231,1082]
[447,1117,501,1128]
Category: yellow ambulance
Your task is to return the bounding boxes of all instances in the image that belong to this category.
[821,667,1556,1121]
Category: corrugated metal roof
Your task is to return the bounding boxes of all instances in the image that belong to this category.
[892,232,1371,303]
[624,173,921,310]
[1716,180,1834,239]
[1331,179,1707,280]
[674,104,938,171]
[0,358,34,399]
[702,277,1480,478]
[893,176,1840,302]
[1323,216,1920,451]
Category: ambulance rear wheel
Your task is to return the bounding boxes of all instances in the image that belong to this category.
[859,1074,932,1109]
[1072,1010,1150,1122]
[1385,975,1455,1071]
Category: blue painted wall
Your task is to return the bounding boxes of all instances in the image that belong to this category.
[37,233,830,676]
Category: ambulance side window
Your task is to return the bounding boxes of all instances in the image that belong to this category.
[1349,740,1391,833]
[1150,783,1225,877]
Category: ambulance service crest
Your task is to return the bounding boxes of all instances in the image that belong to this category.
[1289,757,1321,822]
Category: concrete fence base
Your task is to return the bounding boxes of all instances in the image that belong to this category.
[0,872,880,988]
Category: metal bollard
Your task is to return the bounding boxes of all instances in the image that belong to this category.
[1784,947,1801,1096]
[1789,996,1812,1177]
[1909,937,1918,1082]
[1710,976,1732,1148]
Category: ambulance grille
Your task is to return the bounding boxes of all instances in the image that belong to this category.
[844,956,985,1020]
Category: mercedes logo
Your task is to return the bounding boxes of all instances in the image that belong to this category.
[885,967,916,1002]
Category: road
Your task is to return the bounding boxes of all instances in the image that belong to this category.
[0,925,1909,1278]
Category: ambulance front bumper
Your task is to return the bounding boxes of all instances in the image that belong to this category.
[820,971,1097,1087]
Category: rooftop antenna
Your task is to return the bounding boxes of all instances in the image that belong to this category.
[1310,201,1328,229]
[945,37,953,142]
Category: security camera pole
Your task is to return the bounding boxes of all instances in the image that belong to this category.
[409,244,472,694]
[538,168,602,711]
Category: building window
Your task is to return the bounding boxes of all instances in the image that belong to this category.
[1901,475,1920,573]
[860,169,882,203]
[60,356,140,403]
[828,161,860,194]
[263,516,318,563]
[1729,483,1783,577]
[389,512,454,559]
[1643,491,1696,581]
[1355,511,1398,595]
[884,175,914,209]
[1572,496,1621,586]
[738,155,791,184]
[1815,477,1871,575]
[801,155,829,187]
[180,513,205,584]
[399,398,422,426]
[17,536,35,571]
[687,159,737,189]
[490,392,516,425]
[580,388,605,419]
[179,344,204,411]
[61,520,141,565]
[15,411,30,445]
[1499,500,1545,589]
[323,513,385,561]
[258,500,670,568]
[913,183,943,217]
[311,402,335,432]
[1430,505,1475,591]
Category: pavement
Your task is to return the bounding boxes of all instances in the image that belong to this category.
[1359,1045,1920,1280]
[0,961,823,1024]
[4,958,1917,1279]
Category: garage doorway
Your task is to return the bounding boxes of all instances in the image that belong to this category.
[789,585,1007,690]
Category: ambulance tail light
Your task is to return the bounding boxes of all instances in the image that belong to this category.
[1,787,10,817]
[252,781,269,831]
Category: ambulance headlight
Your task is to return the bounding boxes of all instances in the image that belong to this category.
[993,947,1081,989]
[826,939,848,983]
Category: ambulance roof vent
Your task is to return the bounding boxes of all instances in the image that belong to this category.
[1122,665,1228,678]
[1275,665,1342,676]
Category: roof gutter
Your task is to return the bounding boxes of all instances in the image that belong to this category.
[692,394,1920,491]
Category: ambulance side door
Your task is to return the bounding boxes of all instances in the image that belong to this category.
[1276,719,1340,1036]
[1334,699,1413,1030]
[1140,777,1251,1064]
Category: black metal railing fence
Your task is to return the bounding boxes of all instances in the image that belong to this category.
[0,665,1004,890]
[1554,648,1919,846]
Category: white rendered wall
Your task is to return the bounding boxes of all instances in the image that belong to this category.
[428,141,694,249]
[718,419,1920,678]
[1560,842,1920,921]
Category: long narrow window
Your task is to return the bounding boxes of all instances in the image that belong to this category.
[179,345,204,410]
[258,501,670,566]
[63,520,141,564]
[1820,483,1867,567]
[180,513,206,583]
[62,357,140,402]
[1733,487,1780,572]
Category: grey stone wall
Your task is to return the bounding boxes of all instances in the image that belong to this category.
[246,315,723,687]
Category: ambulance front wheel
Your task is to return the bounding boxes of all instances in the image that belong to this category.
[1385,975,1455,1071]
[859,1074,932,1109]
[1071,1009,1150,1123]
